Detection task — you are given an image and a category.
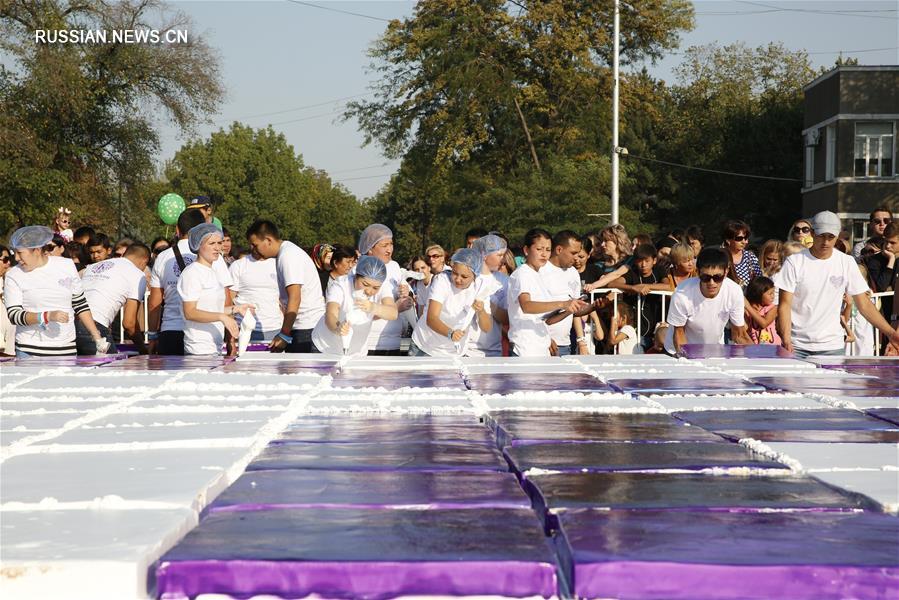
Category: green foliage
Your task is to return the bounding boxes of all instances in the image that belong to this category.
[164,123,369,248]
[0,0,223,239]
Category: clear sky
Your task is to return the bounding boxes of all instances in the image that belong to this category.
[158,1,899,200]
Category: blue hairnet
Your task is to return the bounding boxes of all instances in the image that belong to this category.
[358,224,392,255]
[9,226,54,250]
[187,223,223,253]
[451,247,483,276]
[355,255,387,283]
[472,234,506,256]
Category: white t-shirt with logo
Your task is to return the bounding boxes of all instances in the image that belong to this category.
[664,277,746,354]
[275,241,326,331]
[777,249,869,351]
[364,260,404,351]
[81,257,147,327]
[229,255,282,333]
[508,263,553,357]
[540,261,582,345]
[176,262,226,355]
[411,271,492,357]
[312,273,389,356]
[4,256,81,354]
[465,270,509,357]
[150,239,232,332]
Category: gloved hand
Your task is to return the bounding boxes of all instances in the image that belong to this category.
[94,337,111,354]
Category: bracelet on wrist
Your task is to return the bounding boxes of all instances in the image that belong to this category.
[446,329,455,340]
[277,332,293,344]
[147,331,159,341]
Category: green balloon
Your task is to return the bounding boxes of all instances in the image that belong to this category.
[212,216,223,231]
[157,193,185,225]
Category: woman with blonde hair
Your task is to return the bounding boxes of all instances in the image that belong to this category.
[759,239,784,277]
[425,244,450,276]
[51,207,74,242]
[584,224,634,291]
[665,243,697,289]
[787,219,814,248]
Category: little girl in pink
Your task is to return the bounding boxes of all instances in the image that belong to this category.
[744,276,781,345]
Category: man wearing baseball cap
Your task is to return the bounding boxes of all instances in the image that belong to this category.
[778,210,899,358]
[187,196,213,222]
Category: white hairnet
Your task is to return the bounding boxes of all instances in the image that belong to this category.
[188,223,223,253]
[472,234,506,256]
[355,255,387,283]
[358,224,392,255]
[9,226,54,250]
[451,247,483,276]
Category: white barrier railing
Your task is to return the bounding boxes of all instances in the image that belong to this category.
[871,291,895,357]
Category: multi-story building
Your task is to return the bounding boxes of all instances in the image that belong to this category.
[801,65,898,242]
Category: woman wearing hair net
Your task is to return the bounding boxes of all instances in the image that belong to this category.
[410,248,493,357]
[466,234,511,357]
[311,255,398,356]
[357,224,414,355]
[177,224,253,355]
[4,226,109,356]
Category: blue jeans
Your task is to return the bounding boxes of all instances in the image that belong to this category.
[407,340,428,357]
[792,347,845,359]
[75,320,116,355]
[286,328,315,353]
[555,343,573,357]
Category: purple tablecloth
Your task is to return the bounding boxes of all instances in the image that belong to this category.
[555,509,899,599]
[157,508,558,599]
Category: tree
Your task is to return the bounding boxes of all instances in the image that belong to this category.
[165,123,369,248]
[0,0,224,237]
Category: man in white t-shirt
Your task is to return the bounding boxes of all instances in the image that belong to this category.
[246,219,325,353]
[356,223,413,356]
[148,209,233,355]
[77,244,150,354]
[467,234,510,357]
[540,230,589,356]
[229,250,282,341]
[778,210,899,358]
[665,247,752,354]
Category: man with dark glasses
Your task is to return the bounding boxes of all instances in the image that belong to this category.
[779,211,899,358]
[664,247,751,354]
[852,207,894,260]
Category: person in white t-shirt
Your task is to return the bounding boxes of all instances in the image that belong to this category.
[665,247,752,354]
[148,208,233,355]
[541,230,591,356]
[357,224,413,356]
[77,244,150,355]
[467,234,510,357]
[229,250,282,342]
[410,248,493,357]
[508,228,588,357]
[178,224,253,356]
[778,211,899,358]
[312,256,397,356]
[246,219,325,353]
[4,226,109,357]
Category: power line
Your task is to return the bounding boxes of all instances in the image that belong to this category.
[268,107,347,127]
[666,45,899,56]
[215,93,372,124]
[625,153,802,182]
[335,172,396,182]
[330,162,391,174]
[736,1,899,20]
[284,0,393,23]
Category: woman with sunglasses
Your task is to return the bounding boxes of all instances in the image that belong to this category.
[722,220,761,288]
[664,247,752,354]
[0,245,15,355]
[51,207,74,242]
[787,219,814,248]
[4,226,109,357]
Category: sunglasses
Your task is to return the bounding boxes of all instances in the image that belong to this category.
[792,226,811,234]
[0,256,10,264]
[427,253,443,259]
[732,235,749,242]
[699,273,726,283]
[873,218,891,225]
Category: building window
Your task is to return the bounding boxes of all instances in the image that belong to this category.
[854,122,894,177]
[825,124,835,181]
[805,145,814,187]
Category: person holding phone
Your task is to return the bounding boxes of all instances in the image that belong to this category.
[664,247,752,355]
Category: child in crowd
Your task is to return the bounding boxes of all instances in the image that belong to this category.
[607,301,639,355]
[608,243,669,350]
[744,276,780,345]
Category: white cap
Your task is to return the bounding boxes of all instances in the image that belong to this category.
[810,211,841,237]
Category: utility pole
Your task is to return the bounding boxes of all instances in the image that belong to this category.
[611,0,620,226]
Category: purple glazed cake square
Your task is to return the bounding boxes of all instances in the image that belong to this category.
[331,371,466,390]
[207,469,531,512]
[465,373,614,394]
[156,508,558,599]
[487,412,723,448]
[247,442,508,472]
[751,376,893,392]
[504,441,785,474]
[274,414,494,445]
[216,360,338,375]
[866,407,899,427]
[607,378,764,394]
[555,509,899,600]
